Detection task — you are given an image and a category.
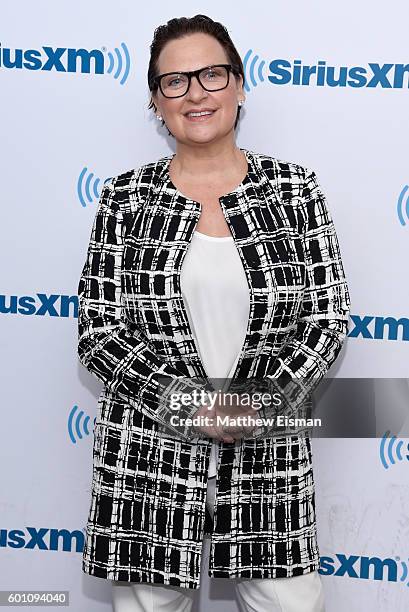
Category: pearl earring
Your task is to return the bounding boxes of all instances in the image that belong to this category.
[238,100,244,106]
[156,115,163,121]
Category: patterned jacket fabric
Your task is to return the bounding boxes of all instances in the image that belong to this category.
[77,148,351,589]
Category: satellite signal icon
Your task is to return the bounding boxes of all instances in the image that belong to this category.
[105,42,131,85]
[77,168,112,208]
[397,185,409,226]
[68,404,96,444]
[395,556,409,586]
[242,49,266,92]
[379,430,409,469]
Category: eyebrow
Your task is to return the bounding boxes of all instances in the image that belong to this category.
[159,64,224,74]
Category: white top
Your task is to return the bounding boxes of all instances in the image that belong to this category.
[180,230,250,478]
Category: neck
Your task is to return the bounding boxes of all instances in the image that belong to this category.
[170,143,246,182]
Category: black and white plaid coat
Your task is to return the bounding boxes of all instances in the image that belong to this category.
[77,147,351,589]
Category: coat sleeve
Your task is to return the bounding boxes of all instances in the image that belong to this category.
[77,179,208,441]
[252,167,351,435]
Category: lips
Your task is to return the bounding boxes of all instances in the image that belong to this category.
[184,109,217,121]
[184,108,216,116]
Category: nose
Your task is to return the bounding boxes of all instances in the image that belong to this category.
[187,74,208,98]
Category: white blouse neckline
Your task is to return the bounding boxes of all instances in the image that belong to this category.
[193,230,234,242]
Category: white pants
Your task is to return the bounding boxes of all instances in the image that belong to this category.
[111,477,325,612]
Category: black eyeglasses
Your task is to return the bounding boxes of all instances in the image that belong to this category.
[151,64,240,98]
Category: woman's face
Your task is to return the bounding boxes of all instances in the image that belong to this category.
[152,32,244,145]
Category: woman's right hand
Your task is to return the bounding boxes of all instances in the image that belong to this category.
[192,396,257,442]
[192,402,236,443]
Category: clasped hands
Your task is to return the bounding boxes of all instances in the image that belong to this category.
[192,394,258,443]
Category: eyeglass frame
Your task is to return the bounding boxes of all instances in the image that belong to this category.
[151,63,242,99]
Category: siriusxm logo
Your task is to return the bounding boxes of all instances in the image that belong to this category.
[243,49,409,92]
[397,184,409,226]
[1,294,78,317]
[349,315,409,341]
[77,168,112,208]
[68,405,96,444]
[380,431,409,469]
[320,553,409,585]
[0,42,130,84]
[0,527,85,552]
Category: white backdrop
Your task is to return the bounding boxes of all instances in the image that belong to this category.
[1,1,408,610]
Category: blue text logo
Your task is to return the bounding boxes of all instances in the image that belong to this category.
[0,294,78,318]
[0,42,130,84]
[243,50,409,92]
[349,315,409,341]
[0,527,85,552]
[320,553,409,585]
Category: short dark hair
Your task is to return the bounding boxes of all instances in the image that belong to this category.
[147,14,245,137]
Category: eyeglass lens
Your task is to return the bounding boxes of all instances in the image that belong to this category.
[160,66,228,97]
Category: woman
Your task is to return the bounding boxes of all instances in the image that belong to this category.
[77,14,351,612]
